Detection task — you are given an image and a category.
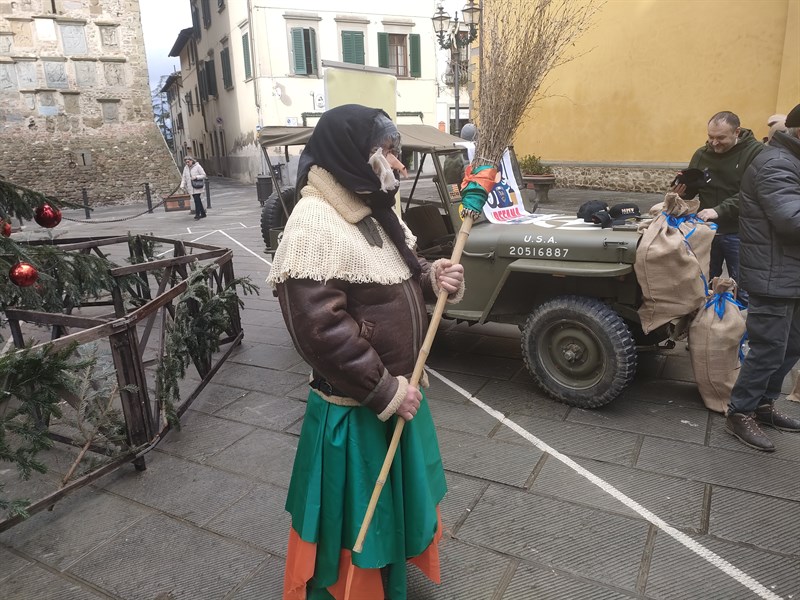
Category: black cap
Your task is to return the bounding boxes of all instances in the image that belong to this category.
[671,168,711,200]
[786,103,800,128]
[577,200,609,222]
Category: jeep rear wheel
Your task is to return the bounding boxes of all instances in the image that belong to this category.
[260,187,295,248]
[521,295,636,408]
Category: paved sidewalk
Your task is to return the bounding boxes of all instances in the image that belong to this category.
[1,177,799,600]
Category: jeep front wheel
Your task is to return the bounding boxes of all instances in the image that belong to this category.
[520,295,636,408]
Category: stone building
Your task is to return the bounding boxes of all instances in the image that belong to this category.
[0,0,180,204]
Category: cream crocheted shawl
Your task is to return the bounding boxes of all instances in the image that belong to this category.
[267,166,417,286]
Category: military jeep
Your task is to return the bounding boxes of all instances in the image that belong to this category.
[258,124,666,409]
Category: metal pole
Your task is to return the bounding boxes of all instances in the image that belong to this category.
[144,182,153,214]
[453,43,460,137]
[205,178,211,209]
[82,188,90,219]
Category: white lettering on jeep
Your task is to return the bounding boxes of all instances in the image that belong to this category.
[509,246,569,258]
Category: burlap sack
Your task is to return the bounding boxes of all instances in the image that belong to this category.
[787,369,800,403]
[635,193,716,333]
[688,278,747,413]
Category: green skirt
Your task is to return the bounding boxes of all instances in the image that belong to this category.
[286,388,446,599]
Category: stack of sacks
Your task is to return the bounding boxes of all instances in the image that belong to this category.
[688,278,747,413]
[635,193,717,333]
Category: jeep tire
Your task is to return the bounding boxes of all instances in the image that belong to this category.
[260,187,295,248]
[520,295,636,408]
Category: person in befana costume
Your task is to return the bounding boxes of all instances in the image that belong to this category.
[267,104,464,600]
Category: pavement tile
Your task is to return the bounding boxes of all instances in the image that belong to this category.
[228,340,303,371]
[101,451,255,527]
[529,456,705,530]
[425,369,491,400]
[208,361,308,396]
[439,472,488,530]
[709,486,800,555]
[427,348,523,381]
[157,410,255,463]
[67,513,265,600]
[458,485,649,592]
[502,561,638,599]
[229,555,285,600]
[617,378,705,409]
[645,531,800,600]
[214,390,307,431]
[428,397,499,436]
[474,379,571,420]
[205,429,297,489]
[491,413,641,466]
[436,428,542,488]
[0,545,32,583]
[188,381,250,415]
[0,487,149,571]
[239,309,286,329]
[406,537,510,599]
[567,394,709,444]
[656,351,696,383]
[636,437,800,501]
[1,563,108,599]
[204,483,290,558]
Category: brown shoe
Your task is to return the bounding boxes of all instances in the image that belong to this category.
[755,403,800,431]
[726,413,775,452]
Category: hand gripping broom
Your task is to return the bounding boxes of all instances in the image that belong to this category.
[345,1,600,596]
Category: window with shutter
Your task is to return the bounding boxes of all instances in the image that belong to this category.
[242,32,252,79]
[388,34,408,77]
[221,47,232,89]
[206,58,217,97]
[200,0,211,29]
[342,31,364,65]
[377,32,389,69]
[290,27,318,76]
[198,62,207,101]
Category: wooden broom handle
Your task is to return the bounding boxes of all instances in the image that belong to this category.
[351,213,476,554]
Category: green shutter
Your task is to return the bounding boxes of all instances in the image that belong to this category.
[308,28,318,75]
[242,32,252,79]
[354,31,364,65]
[378,32,389,69]
[342,31,365,65]
[342,31,354,64]
[291,28,306,74]
[221,47,232,89]
[409,33,421,78]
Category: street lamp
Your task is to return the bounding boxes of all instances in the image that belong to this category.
[432,1,481,136]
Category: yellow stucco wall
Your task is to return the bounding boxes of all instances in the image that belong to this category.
[511,0,800,165]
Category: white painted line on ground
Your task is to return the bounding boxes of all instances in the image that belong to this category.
[217,230,272,266]
[426,367,784,600]
[156,230,218,257]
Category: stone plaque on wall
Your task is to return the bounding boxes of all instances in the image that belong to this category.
[11,20,33,47]
[103,62,124,86]
[0,63,18,91]
[34,19,56,42]
[74,61,95,86]
[21,92,35,110]
[37,90,59,116]
[15,60,36,88]
[0,34,12,54]
[59,23,87,55]
[99,100,119,121]
[99,26,118,48]
[62,92,80,114]
[43,60,68,88]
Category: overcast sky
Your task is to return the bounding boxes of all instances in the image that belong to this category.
[140,0,191,91]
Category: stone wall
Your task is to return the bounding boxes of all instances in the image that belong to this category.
[551,165,679,194]
[0,0,180,204]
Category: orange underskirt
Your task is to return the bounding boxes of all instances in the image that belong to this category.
[283,508,443,600]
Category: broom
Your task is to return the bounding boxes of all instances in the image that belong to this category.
[345,0,600,594]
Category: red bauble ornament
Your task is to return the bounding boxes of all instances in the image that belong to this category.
[9,262,39,287]
[34,204,62,228]
[1,221,10,237]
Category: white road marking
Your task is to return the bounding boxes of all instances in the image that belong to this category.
[426,367,785,600]
[156,230,218,257]
[217,230,272,266]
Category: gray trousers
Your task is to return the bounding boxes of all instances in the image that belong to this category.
[728,294,800,414]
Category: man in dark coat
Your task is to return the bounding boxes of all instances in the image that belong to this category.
[726,103,800,452]
[676,111,764,305]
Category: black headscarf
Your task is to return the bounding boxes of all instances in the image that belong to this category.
[296,104,421,279]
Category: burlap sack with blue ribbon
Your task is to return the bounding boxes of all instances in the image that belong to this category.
[688,278,747,413]
[635,193,716,333]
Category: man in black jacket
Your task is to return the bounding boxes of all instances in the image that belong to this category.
[726,103,800,452]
